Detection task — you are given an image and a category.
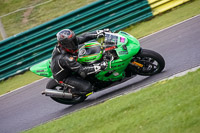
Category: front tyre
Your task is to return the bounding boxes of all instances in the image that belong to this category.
[131,49,165,76]
[46,79,87,105]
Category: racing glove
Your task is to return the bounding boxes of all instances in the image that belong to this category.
[78,61,108,78]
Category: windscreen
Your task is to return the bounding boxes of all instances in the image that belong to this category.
[104,33,118,46]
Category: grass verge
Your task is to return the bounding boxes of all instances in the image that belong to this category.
[0,0,96,40]
[1,0,200,95]
[23,69,200,133]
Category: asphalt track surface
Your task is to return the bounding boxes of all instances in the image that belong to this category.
[0,15,200,133]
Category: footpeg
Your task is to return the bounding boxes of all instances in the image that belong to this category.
[86,92,93,96]
[41,91,45,95]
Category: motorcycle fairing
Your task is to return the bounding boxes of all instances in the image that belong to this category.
[30,59,53,78]
[30,31,141,82]
[95,31,140,81]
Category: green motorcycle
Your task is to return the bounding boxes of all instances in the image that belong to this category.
[30,31,165,105]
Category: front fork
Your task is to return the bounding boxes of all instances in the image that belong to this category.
[125,48,143,77]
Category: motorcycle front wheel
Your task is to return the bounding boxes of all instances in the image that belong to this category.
[130,49,165,76]
[46,79,87,105]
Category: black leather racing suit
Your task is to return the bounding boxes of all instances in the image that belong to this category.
[50,31,101,94]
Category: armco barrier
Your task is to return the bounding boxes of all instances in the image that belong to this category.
[0,0,191,81]
[148,0,191,15]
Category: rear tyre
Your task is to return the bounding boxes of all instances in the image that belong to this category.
[130,49,165,76]
[46,79,87,105]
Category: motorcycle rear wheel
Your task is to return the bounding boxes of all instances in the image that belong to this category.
[46,79,87,105]
[130,49,165,76]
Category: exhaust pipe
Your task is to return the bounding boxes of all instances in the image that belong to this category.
[42,89,73,99]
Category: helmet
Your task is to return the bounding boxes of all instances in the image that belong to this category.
[56,29,78,53]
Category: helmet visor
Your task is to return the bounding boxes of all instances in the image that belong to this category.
[60,38,78,50]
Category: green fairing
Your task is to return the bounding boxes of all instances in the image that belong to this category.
[30,31,140,81]
[30,59,53,78]
[95,31,140,81]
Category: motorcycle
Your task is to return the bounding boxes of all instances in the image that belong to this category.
[30,31,165,105]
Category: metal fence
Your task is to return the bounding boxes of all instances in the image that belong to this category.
[0,0,190,81]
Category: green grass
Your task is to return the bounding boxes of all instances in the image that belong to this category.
[23,69,200,133]
[0,0,96,40]
[1,0,200,95]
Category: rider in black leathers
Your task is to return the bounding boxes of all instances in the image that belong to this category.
[50,29,108,95]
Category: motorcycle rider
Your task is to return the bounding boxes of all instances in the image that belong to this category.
[50,29,109,95]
